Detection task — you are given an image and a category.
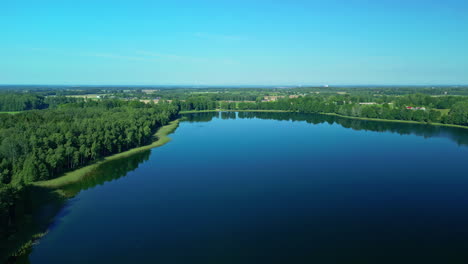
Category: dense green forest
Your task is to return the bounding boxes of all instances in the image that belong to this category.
[0,100,178,246]
[0,94,48,111]
[0,92,83,111]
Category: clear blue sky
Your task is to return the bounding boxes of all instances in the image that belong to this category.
[1,0,467,85]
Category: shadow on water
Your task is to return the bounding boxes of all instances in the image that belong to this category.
[183,111,468,147]
[1,150,152,263]
[182,112,221,122]
[60,150,151,197]
[0,185,65,264]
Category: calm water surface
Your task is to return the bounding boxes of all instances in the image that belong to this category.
[28,112,468,263]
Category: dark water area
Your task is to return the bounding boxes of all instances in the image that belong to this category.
[23,112,468,263]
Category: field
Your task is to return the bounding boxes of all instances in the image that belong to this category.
[0,111,21,114]
[434,109,450,116]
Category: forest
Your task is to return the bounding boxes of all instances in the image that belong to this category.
[0,92,83,111]
[0,100,178,244]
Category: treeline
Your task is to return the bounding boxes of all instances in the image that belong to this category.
[0,93,47,111]
[173,97,217,111]
[237,96,468,126]
[175,94,468,126]
[0,100,178,238]
[0,100,177,184]
[0,92,83,111]
[298,93,467,108]
[152,87,468,101]
[210,94,258,101]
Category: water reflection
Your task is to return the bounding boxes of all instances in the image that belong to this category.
[182,112,219,123]
[221,111,237,120]
[1,150,152,263]
[183,111,468,147]
[61,150,151,196]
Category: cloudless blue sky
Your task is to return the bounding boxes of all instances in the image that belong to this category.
[1,0,468,85]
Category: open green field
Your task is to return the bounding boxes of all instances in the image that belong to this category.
[0,111,21,114]
[433,109,450,116]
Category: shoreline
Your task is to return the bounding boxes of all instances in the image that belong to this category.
[320,113,468,130]
[180,109,468,130]
[2,120,180,262]
[34,119,180,189]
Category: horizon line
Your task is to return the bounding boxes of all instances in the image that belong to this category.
[1,84,468,87]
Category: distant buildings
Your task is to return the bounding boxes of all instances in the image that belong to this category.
[142,89,160,94]
[262,95,301,102]
[406,106,426,111]
[262,96,284,102]
[140,97,162,104]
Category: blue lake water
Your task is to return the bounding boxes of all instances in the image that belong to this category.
[28,112,468,263]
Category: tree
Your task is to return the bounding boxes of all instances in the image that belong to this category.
[448,101,468,126]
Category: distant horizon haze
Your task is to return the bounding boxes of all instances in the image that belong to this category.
[1,84,467,88]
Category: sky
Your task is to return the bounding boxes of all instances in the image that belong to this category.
[1,0,468,85]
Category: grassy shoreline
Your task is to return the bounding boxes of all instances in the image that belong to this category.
[34,119,180,189]
[0,111,21,114]
[2,120,180,262]
[180,109,468,129]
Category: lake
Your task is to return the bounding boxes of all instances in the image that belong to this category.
[26,112,468,263]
